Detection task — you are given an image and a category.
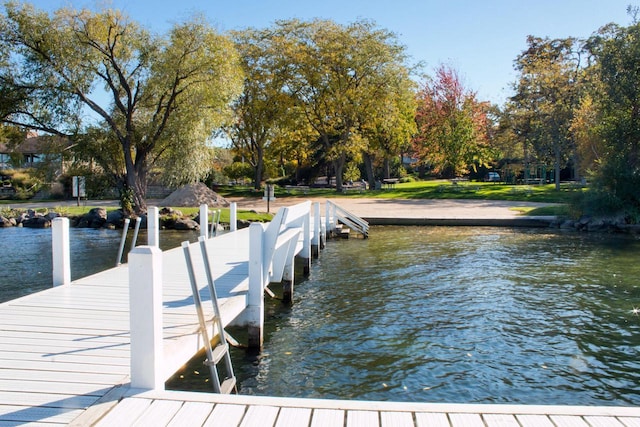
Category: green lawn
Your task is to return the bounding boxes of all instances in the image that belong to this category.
[218,180,580,204]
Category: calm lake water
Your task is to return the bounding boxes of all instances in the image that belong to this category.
[169,226,640,406]
[0,226,199,303]
[2,225,640,405]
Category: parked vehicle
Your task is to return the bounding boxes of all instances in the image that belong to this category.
[484,172,501,182]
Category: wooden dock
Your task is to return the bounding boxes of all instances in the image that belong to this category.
[0,201,638,426]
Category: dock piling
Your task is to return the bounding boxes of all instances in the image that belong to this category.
[52,217,70,287]
[147,207,159,247]
[247,223,265,349]
[200,204,209,239]
[129,246,164,390]
[230,202,237,232]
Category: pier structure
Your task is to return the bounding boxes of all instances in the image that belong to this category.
[0,199,638,426]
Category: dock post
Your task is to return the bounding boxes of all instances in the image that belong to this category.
[312,202,320,258]
[282,252,295,304]
[129,246,164,390]
[199,204,209,239]
[230,202,237,232]
[325,201,331,239]
[247,223,264,349]
[147,207,159,248]
[302,209,311,276]
[52,217,71,287]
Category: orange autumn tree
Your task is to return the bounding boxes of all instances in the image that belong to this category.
[413,65,493,178]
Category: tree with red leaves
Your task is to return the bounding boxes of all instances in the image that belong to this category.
[413,65,492,178]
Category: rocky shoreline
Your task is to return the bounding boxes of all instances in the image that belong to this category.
[0,206,246,231]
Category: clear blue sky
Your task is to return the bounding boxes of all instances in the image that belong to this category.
[24,0,635,105]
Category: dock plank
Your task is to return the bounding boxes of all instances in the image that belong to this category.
[93,397,151,427]
[168,401,215,426]
[275,407,312,427]
[415,412,449,427]
[381,411,414,427]
[239,405,279,427]
[203,403,246,427]
[347,410,380,427]
[310,408,344,427]
[132,399,183,427]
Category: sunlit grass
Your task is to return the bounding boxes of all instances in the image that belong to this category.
[217,180,580,204]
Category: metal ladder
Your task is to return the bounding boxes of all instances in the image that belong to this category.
[181,237,237,394]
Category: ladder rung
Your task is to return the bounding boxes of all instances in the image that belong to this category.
[220,377,237,394]
[203,343,229,366]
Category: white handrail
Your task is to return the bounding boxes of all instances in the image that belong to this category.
[326,200,369,238]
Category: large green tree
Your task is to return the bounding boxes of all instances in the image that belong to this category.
[509,36,584,188]
[584,20,640,215]
[227,27,297,189]
[0,2,242,213]
[282,19,412,191]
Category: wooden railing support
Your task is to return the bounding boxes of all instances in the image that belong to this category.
[230,202,237,232]
[147,207,159,248]
[199,204,209,239]
[129,246,164,390]
[52,217,70,287]
[247,223,265,349]
[312,202,321,258]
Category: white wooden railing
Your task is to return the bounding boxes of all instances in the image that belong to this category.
[326,200,369,238]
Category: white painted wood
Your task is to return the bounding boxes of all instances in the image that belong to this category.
[239,405,279,427]
[310,408,344,427]
[200,204,209,239]
[619,417,640,427]
[133,399,182,427]
[0,379,109,396]
[247,222,265,348]
[168,401,214,426]
[381,411,414,427]
[516,414,555,427]
[415,412,449,427]
[147,206,159,247]
[0,404,82,425]
[203,403,246,427]
[484,413,520,427]
[0,391,98,408]
[129,246,164,390]
[584,416,626,427]
[94,397,151,426]
[550,415,590,427]
[52,217,71,287]
[230,202,237,231]
[449,413,484,427]
[275,407,312,427]
[347,410,379,427]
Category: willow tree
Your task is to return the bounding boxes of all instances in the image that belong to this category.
[0,2,242,213]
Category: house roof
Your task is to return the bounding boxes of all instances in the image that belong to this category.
[0,135,71,155]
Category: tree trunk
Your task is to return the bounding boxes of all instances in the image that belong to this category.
[554,142,561,191]
[254,146,264,190]
[363,152,375,190]
[333,153,346,192]
[383,157,391,179]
